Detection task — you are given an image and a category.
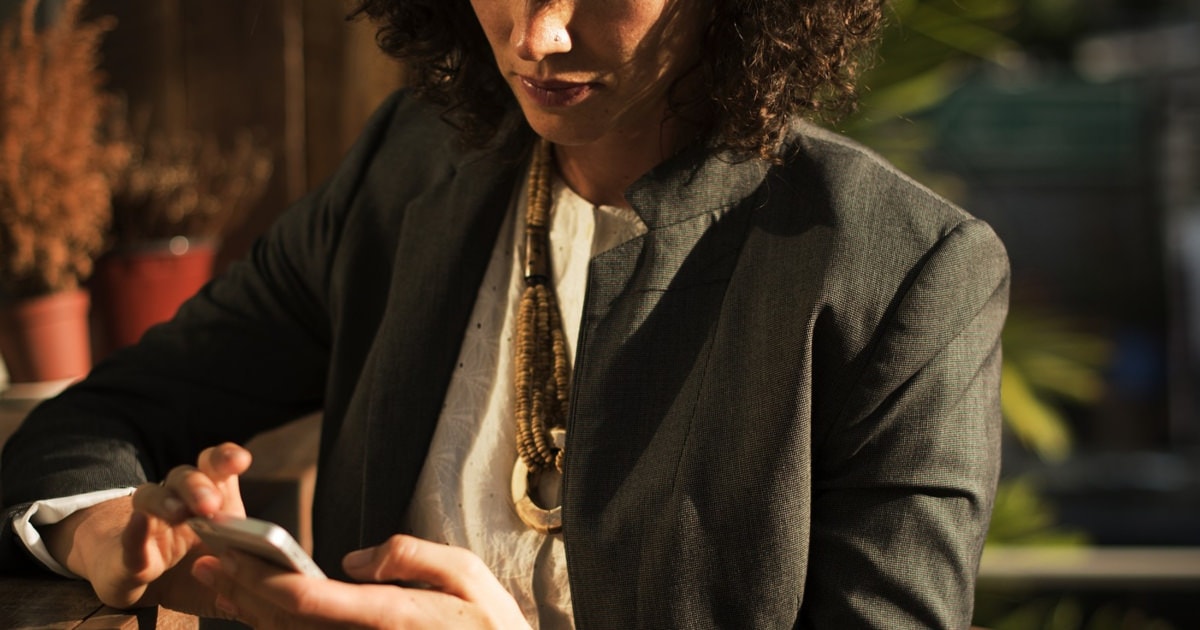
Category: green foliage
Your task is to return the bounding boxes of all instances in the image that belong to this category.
[845,3,1179,628]
[981,596,1176,630]
[1001,312,1111,462]
[849,0,1021,130]
[995,598,1085,630]
[988,477,1089,546]
[846,1,1115,465]
[843,0,1023,178]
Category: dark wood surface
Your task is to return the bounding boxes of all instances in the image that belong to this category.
[0,575,113,629]
[0,575,199,629]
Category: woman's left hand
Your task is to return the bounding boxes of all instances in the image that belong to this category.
[191,534,531,629]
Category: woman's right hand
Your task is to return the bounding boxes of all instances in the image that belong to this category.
[42,442,252,614]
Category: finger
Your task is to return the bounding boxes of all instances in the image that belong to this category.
[342,535,503,603]
[119,510,156,577]
[131,481,191,523]
[197,442,253,480]
[193,551,313,629]
[191,556,250,622]
[196,443,252,515]
[161,465,226,516]
[117,510,195,585]
[199,550,477,629]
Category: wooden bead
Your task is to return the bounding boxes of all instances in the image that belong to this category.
[513,138,570,531]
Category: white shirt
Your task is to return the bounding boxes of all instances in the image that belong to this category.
[404,167,645,629]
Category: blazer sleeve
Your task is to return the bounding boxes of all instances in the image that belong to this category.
[0,90,408,574]
[801,218,1010,628]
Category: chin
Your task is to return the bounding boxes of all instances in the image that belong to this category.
[519,109,607,148]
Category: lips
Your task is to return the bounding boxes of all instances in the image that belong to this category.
[519,76,597,107]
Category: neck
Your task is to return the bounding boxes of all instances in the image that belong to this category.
[552,115,700,210]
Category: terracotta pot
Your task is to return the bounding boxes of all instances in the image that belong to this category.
[0,289,92,384]
[90,237,216,358]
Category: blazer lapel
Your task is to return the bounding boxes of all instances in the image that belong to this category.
[563,149,771,626]
[316,125,535,569]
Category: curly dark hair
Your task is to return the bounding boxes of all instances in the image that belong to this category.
[349,0,884,160]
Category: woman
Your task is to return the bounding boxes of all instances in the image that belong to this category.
[0,0,1009,627]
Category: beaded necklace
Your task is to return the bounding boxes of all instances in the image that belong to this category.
[511,138,569,534]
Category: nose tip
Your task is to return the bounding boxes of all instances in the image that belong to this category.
[514,9,571,61]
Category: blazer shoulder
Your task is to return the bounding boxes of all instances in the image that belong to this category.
[780,120,975,241]
[749,120,1008,347]
[764,119,1005,272]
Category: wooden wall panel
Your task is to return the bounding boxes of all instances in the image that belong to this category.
[82,0,405,268]
[301,1,407,189]
[87,0,187,135]
[182,0,296,268]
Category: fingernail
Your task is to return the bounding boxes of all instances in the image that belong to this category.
[163,497,185,518]
[344,548,373,569]
[193,563,215,587]
[193,487,218,510]
[220,553,238,575]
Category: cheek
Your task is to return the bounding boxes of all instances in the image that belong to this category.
[603,1,700,73]
[605,10,660,61]
[469,0,508,48]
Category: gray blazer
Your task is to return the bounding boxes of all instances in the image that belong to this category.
[2,89,1009,629]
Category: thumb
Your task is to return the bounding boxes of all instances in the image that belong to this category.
[343,536,530,628]
[342,535,499,602]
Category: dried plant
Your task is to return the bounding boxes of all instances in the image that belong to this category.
[0,0,130,299]
[110,128,273,246]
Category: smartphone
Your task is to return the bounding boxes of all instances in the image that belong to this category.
[189,514,326,579]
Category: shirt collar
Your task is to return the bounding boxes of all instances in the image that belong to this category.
[625,142,771,231]
[480,119,774,233]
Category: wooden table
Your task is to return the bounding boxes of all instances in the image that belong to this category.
[0,575,198,629]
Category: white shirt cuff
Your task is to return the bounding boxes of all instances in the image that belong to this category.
[13,487,137,578]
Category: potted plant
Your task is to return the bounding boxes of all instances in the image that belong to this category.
[0,0,129,387]
[89,127,272,357]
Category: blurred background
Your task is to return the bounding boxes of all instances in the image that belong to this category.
[0,0,1198,628]
[842,0,1200,626]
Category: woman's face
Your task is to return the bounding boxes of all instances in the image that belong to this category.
[470,0,709,148]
